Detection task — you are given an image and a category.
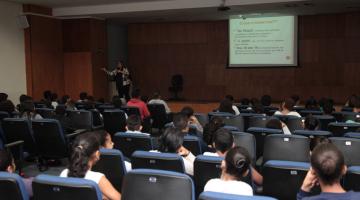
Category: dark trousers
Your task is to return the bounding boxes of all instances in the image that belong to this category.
[117,84,130,101]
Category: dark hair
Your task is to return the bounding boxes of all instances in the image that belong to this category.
[126,115,142,131]
[131,88,141,98]
[251,98,264,114]
[305,115,320,130]
[283,98,295,111]
[173,112,189,131]
[322,100,334,115]
[68,133,100,178]
[225,95,234,102]
[152,92,160,99]
[141,95,149,103]
[0,93,8,102]
[79,92,88,100]
[20,100,36,119]
[203,116,225,145]
[112,96,123,108]
[43,90,52,100]
[158,127,184,153]
[261,95,272,106]
[219,99,235,115]
[224,147,251,181]
[240,98,250,105]
[94,130,109,147]
[0,100,15,114]
[0,150,13,171]
[60,95,70,104]
[19,95,32,103]
[311,143,345,185]
[266,118,283,130]
[353,96,360,109]
[51,93,58,102]
[213,128,233,153]
[310,136,331,151]
[305,97,319,110]
[347,94,358,108]
[291,95,300,104]
[181,106,194,118]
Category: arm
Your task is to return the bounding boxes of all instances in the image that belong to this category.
[251,166,263,186]
[297,169,318,200]
[98,176,121,200]
[101,68,116,76]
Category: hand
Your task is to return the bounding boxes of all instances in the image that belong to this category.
[189,116,199,124]
[177,146,190,157]
[301,168,318,192]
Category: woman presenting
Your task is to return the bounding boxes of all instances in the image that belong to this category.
[101,61,131,101]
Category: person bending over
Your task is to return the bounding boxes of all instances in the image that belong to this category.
[297,143,360,200]
[60,133,121,200]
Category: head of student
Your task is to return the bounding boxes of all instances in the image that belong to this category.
[131,88,141,99]
[173,112,189,132]
[126,115,143,132]
[68,133,101,178]
[261,95,272,107]
[95,130,114,149]
[310,143,346,186]
[79,92,88,101]
[304,115,320,130]
[0,93,8,102]
[222,146,251,181]
[282,98,295,111]
[213,128,234,156]
[158,127,184,153]
[203,116,225,145]
[0,150,15,173]
[117,61,126,70]
[219,99,235,115]
[305,97,319,110]
[322,99,334,115]
[291,94,300,105]
[43,90,52,101]
[152,92,161,100]
[181,106,194,118]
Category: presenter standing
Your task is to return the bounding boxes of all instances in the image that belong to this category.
[101,61,131,101]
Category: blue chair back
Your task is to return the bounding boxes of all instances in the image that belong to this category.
[131,151,185,173]
[232,132,256,165]
[199,191,278,200]
[113,132,153,158]
[330,137,360,166]
[103,109,127,134]
[183,135,202,156]
[293,130,332,138]
[0,172,29,200]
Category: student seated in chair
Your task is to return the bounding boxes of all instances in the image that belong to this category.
[181,106,203,133]
[203,116,225,147]
[203,128,263,186]
[297,143,360,200]
[304,115,320,131]
[204,146,254,196]
[125,115,149,135]
[127,88,150,120]
[60,133,121,200]
[148,92,171,114]
[20,100,43,120]
[0,150,33,197]
[274,98,301,117]
[157,127,195,175]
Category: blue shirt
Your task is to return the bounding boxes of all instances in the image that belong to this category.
[297,189,360,200]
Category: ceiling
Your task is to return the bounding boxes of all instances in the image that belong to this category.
[8,0,360,23]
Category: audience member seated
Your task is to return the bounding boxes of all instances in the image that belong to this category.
[60,95,70,105]
[297,143,360,200]
[112,96,124,108]
[148,92,171,113]
[346,97,360,124]
[305,96,320,111]
[20,100,42,120]
[0,93,15,115]
[225,95,240,115]
[266,118,291,135]
[41,90,53,108]
[78,92,88,103]
[0,150,33,197]
[54,105,74,133]
[125,115,149,135]
[261,94,272,107]
[204,129,263,186]
[16,94,32,111]
[218,99,236,115]
[291,94,301,107]
[240,98,251,107]
[181,106,203,133]
[345,94,358,108]
[127,88,150,120]
[274,98,301,117]
[65,99,77,111]
[203,116,225,146]
[157,127,195,175]
[204,146,254,196]
[51,93,59,108]
[60,133,121,200]
[250,98,264,114]
[322,99,334,116]
[304,115,320,130]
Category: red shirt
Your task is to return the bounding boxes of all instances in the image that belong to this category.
[127,98,150,119]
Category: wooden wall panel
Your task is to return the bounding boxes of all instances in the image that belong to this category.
[129,12,360,103]
[23,4,52,15]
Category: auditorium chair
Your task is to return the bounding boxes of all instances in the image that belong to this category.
[33,102,47,109]
[313,115,336,131]
[121,106,141,117]
[113,132,153,158]
[147,103,168,130]
[199,191,278,200]
[248,116,272,129]
[293,106,305,113]
[2,118,37,156]
[183,135,202,156]
[32,119,79,161]
[241,113,266,131]
[0,172,29,200]
[0,111,9,122]
[284,117,304,133]
[299,110,323,117]
[342,111,360,122]
[35,108,55,119]
[208,112,234,120]
[344,132,360,139]
[293,130,332,138]
[194,113,209,128]
[232,131,256,165]
[332,111,345,122]
[66,110,103,130]
[329,137,360,166]
[131,151,185,173]
[341,107,354,112]
[194,155,223,197]
[121,169,194,200]
[246,127,283,159]
[33,175,102,200]
[97,104,115,113]
[263,160,310,200]
[263,106,279,116]
[263,134,310,164]
[102,109,127,135]
[223,125,240,132]
[92,148,126,191]
[328,122,360,137]
[344,166,360,191]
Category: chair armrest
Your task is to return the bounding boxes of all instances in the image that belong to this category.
[5,140,24,149]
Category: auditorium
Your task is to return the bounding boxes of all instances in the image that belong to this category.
[1,0,360,199]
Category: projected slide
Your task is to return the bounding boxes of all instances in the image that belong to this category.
[229,15,297,67]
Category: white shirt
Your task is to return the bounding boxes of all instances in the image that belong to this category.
[148,99,171,113]
[60,169,104,184]
[232,105,240,115]
[203,152,220,157]
[204,178,253,196]
[274,111,301,118]
[124,161,132,172]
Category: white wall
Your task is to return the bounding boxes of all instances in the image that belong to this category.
[0,1,27,104]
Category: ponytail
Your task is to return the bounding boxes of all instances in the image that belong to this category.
[224,147,251,181]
